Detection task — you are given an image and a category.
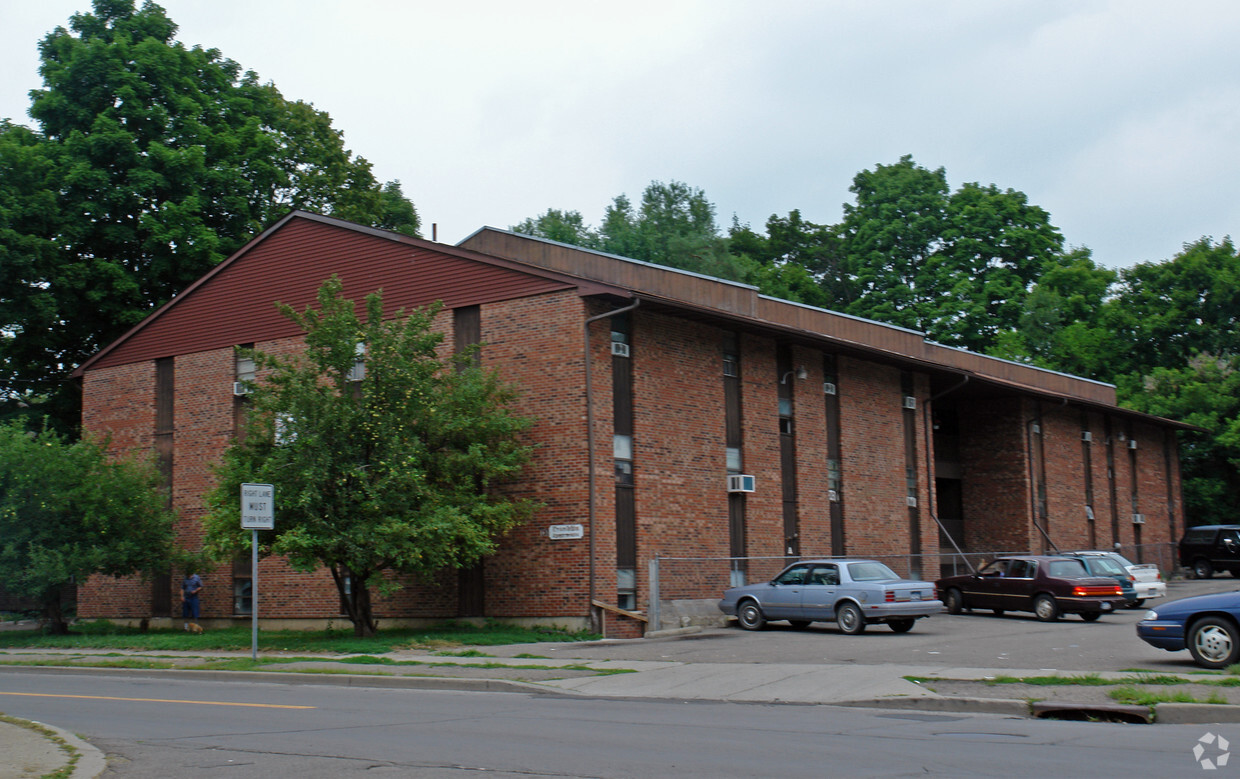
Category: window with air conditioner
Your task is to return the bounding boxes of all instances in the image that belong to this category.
[727,474,755,493]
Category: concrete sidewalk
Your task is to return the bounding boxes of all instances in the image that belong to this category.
[5,639,1240,777]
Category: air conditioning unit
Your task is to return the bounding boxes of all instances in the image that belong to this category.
[823,382,837,396]
[610,342,630,358]
[906,495,918,508]
[828,489,840,503]
[1128,439,1138,450]
[727,474,755,493]
[233,382,251,396]
[902,396,916,410]
[1081,431,1093,442]
[1132,513,1146,525]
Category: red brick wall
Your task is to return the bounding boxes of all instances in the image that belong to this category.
[78,282,1186,633]
[836,357,921,562]
[958,397,1031,552]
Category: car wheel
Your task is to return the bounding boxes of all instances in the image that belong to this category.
[1194,559,1215,579]
[888,618,915,633]
[736,599,766,630]
[944,588,964,615]
[1188,617,1240,669]
[1128,599,1145,609]
[836,602,866,635]
[1080,611,1102,622]
[992,609,1005,617]
[1034,594,1060,622]
[788,620,811,629]
[1231,569,1240,579]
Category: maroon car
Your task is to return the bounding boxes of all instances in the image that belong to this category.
[935,555,1125,622]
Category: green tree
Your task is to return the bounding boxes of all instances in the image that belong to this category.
[839,156,1068,351]
[1119,355,1240,526]
[1,0,419,432]
[1103,237,1240,380]
[729,210,850,309]
[839,155,950,332]
[988,248,1118,377]
[511,208,600,247]
[203,278,538,636]
[0,420,176,633]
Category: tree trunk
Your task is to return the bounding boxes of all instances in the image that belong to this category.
[41,589,70,635]
[331,566,378,637]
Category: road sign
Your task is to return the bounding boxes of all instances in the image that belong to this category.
[240,483,274,529]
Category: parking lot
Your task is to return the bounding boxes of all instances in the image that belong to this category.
[513,577,1240,673]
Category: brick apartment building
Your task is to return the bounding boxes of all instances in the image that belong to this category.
[73,212,1191,636]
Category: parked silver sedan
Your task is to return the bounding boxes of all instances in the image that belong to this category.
[718,559,943,634]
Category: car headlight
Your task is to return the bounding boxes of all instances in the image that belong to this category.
[1143,609,1159,620]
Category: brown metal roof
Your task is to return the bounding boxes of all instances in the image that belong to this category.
[74,212,621,375]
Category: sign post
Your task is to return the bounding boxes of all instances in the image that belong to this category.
[240,483,274,661]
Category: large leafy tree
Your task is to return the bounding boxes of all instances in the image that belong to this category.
[0,420,176,633]
[1120,355,1240,527]
[204,278,538,636]
[729,210,850,309]
[512,208,601,248]
[839,155,1067,351]
[1,0,419,432]
[515,181,754,281]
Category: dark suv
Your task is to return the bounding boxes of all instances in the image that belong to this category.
[1179,525,1240,579]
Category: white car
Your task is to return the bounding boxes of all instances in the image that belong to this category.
[1073,550,1166,606]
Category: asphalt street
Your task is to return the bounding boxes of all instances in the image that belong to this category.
[0,671,1215,778]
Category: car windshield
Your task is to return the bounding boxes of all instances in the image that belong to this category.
[847,562,900,581]
[1085,557,1125,576]
[1048,559,1089,578]
[1110,553,1135,568]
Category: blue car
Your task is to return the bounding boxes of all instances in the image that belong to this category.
[1136,590,1240,669]
[718,559,942,634]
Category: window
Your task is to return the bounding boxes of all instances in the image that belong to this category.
[847,561,900,581]
[346,342,366,382]
[616,568,636,611]
[274,412,296,445]
[809,565,839,586]
[1048,559,1088,578]
[232,556,252,615]
[774,565,810,585]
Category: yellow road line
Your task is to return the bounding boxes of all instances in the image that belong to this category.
[0,691,314,709]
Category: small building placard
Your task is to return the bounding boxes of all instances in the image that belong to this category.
[548,523,584,540]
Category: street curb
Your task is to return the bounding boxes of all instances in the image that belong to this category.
[1155,703,1240,724]
[0,664,569,695]
[835,697,1030,716]
[14,717,108,779]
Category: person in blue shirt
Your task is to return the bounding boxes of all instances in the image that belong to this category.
[181,571,203,631]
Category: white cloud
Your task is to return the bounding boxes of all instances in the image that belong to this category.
[2,0,1239,264]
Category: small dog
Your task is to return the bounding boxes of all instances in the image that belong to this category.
[186,622,204,634]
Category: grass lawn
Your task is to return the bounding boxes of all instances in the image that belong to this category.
[0,619,598,654]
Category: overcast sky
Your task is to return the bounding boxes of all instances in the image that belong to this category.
[3,1,1239,268]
